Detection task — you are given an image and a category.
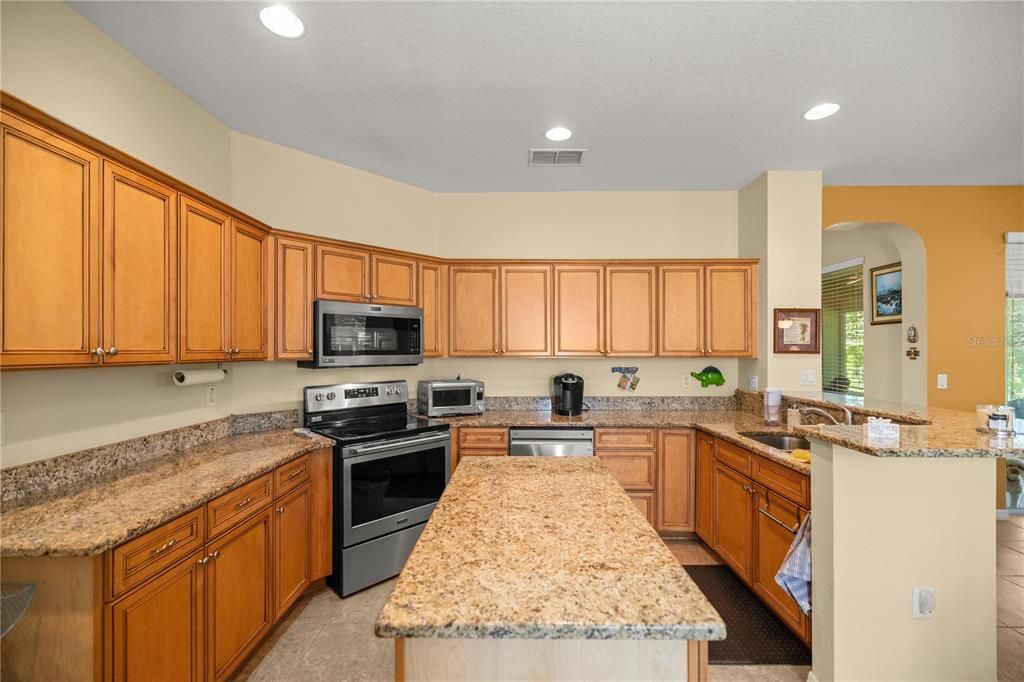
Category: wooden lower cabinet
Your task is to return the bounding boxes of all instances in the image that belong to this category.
[694,434,715,544]
[274,482,312,619]
[752,485,810,640]
[711,461,754,584]
[628,490,656,525]
[107,551,205,682]
[656,429,696,534]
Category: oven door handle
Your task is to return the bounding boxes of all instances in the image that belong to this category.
[344,432,451,457]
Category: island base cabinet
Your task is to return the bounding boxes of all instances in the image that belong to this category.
[396,637,707,681]
[107,552,205,682]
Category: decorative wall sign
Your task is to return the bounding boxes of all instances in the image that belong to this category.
[773,308,821,354]
[870,262,903,325]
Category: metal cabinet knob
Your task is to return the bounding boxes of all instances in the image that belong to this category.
[91,348,105,357]
[211,550,220,560]
[106,347,118,356]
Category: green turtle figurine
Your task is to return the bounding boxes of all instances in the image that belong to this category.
[691,366,725,388]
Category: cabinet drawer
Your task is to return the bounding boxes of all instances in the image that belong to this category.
[595,428,656,450]
[753,455,810,508]
[207,473,273,539]
[275,454,311,497]
[628,490,655,525]
[107,507,206,600]
[714,438,752,476]
[458,428,509,450]
[458,449,508,457]
[599,451,656,490]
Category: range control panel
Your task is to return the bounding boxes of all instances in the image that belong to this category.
[304,380,407,413]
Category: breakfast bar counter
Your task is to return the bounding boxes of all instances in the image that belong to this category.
[375,456,724,681]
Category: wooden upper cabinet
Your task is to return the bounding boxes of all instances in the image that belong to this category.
[1,115,100,367]
[658,265,704,356]
[605,265,656,357]
[179,196,230,362]
[705,263,757,357]
[449,265,500,357]
[101,161,177,365]
[553,265,604,356]
[275,237,314,360]
[656,429,696,534]
[500,264,552,356]
[418,261,446,358]
[371,252,417,306]
[315,243,369,302]
[228,219,268,360]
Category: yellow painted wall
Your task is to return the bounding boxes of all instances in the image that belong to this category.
[822,186,1024,410]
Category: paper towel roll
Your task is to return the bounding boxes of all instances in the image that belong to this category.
[173,369,227,386]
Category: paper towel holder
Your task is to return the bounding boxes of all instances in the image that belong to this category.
[172,368,228,386]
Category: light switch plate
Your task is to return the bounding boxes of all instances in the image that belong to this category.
[912,586,936,618]
[206,386,217,406]
[937,374,948,390]
[799,369,817,386]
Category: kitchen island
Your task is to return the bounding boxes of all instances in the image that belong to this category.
[375,456,725,681]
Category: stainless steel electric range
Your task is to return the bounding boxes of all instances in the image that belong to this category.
[303,380,451,597]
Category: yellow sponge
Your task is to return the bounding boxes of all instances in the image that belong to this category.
[789,448,812,462]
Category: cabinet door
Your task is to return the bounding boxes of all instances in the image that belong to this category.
[695,435,715,544]
[206,508,273,682]
[752,486,810,641]
[605,265,656,356]
[418,262,446,358]
[1,116,100,366]
[658,265,703,356]
[275,237,314,359]
[449,265,499,357]
[179,196,230,362]
[500,264,552,356]
[315,243,369,302]
[101,162,177,364]
[371,252,417,306]
[712,461,754,583]
[656,429,696,534]
[274,482,312,619]
[229,219,268,360]
[108,550,205,682]
[553,265,604,356]
[705,263,757,357]
[628,491,655,525]
[308,448,334,581]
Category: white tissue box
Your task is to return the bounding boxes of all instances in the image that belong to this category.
[866,417,899,446]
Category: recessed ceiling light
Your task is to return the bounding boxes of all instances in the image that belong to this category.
[802,103,840,121]
[544,126,572,142]
[259,5,305,39]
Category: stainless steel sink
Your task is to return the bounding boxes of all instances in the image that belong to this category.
[738,432,811,451]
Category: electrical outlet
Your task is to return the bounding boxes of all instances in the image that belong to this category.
[937,374,948,390]
[683,374,693,388]
[206,386,217,407]
[748,375,759,390]
[912,587,936,618]
[799,369,817,386]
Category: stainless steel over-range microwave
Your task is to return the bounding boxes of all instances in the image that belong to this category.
[300,300,424,368]
[418,380,485,417]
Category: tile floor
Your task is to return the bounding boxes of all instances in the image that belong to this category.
[998,515,1024,682]
[234,521,1024,681]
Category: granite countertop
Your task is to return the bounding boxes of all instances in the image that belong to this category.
[375,457,727,640]
[794,421,1024,458]
[442,409,811,474]
[0,430,333,557]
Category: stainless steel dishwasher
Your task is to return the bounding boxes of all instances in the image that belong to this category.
[509,427,594,457]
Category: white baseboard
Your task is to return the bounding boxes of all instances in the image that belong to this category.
[806,670,821,682]
[997,509,1010,521]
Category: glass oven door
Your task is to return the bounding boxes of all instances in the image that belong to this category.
[317,301,422,366]
[340,432,450,546]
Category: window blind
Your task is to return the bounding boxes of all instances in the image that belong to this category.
[1006,234,1024,403]
[1007,233,1024,297]
[821,264,865,395]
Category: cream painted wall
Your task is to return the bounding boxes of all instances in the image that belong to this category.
[229,131,438,255]
[0,1,232,201]
[436,191,738,259]
[738,172,823,391]
[821,230,903,403]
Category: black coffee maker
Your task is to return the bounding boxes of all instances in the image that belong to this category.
[553,373,585,416]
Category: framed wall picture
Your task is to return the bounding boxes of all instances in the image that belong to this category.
[773,308,821,354]
[870,262,902,325]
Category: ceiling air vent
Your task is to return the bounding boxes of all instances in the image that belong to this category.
[529,148,586,166]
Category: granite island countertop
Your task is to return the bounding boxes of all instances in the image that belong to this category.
[0,429,333,557]
[375,456,727,640]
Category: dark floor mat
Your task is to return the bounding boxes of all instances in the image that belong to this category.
[684,565,811,666]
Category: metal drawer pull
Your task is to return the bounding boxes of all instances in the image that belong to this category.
[286,468,305,480]
[235,496,255,509]
[758,507,799,533]
[151,537,178,556]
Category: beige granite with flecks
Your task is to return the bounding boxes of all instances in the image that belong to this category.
[794,421,1024,458]
[442,410,811,473]
[0,429,332,557]
[375,456,726,640]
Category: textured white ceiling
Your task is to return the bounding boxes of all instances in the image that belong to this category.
[71,1,1023,192]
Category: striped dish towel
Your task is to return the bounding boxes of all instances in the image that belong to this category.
[775,513,812,615]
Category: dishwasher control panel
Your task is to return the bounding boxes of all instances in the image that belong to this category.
[509,427,594,457]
